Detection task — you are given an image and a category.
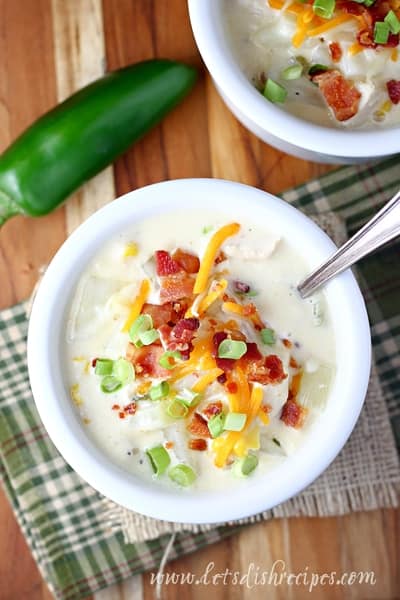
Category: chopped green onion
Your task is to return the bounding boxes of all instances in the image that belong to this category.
[94,358,114,376]
[166,398,189,419]
[129,314,152,344]
[363,0,375,6]
[100,375,122,394]
[168,464,197,486]
[281,63,303,80]
[159,350,183,370]
[224,412,247,432]
[112,358,135,383]
[149,381,170,401]
[202,225,213,234]
[146,445,171,476]
[218,339,247,360]
[308,64,329,76]
[374,21,389,43]
[312,0,336,19]
[208,413,226,438]
[384,10,400,34]
[263,78,287,104]
[138,328,159,346]
[261,328,276,345]
[233,454,259,478]
[175,389,202,408]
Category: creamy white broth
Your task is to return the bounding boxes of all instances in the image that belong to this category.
[66,211,336,491]
[224,0,400,128]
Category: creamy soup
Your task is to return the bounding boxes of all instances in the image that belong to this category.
[66,212,336,491]
[224,0,400,128]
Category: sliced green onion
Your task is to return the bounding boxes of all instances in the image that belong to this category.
[312,0,335,19]
[159,350,183,370]
[175,389,202,408]
[208,413,226,438]
[149,381,170,401]
[263,78,287,104]
[308,64,329,77]
[261,328,276,345]
[374,21,389,43]
[137,328,159,346]
[146,445,171,476]
[363,0,375,6]
[233,454,259,478]
[100,375,122,394]
[166,398,189,419]
[129,314,152,344]
[94,358,114,376]
[281,63,303,80]
[218,339,247,360]
[202,225,213,234]
[384,10,400,34]
[224,412,247,432]
[168,464,197,486]
[112,358,135,383]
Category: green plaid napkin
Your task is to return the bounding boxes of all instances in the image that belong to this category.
[1,156,400,599]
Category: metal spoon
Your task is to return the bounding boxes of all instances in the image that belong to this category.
[297,189,400,298]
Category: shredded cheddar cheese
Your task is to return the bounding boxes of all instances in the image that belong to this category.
[307,14,355,36]
[123,242,138,257]
[192,368,224,393]
[348,42,364,56]
[194,223,240,294]
[197,279,228,315]
[122,279,150,332]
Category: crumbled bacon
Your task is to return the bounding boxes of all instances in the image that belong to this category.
[387,80,400,105]
[280,399,306,428]
[171,318,200,342]
[202,401,223,419]
[172,249,200,274]
[289,357,299,369]
[234,280,250,293]
[357,29,375,48]
[242,342,262,363]
[126,343,170,378]
[155,250,181,276]
[282,338,292,349]
[142,303,174,329]
[248,354,287,385]
[312,70,361,121]
[158,318,199,356]
[188,438,208,451]
[123,402,137,415]
[329,42,342,62]
[165,441,174,449]
[215,250,227,265]
[217,373,227,384]
[159,272,194,304]
[226,381,238,394]
[187,413,210,438]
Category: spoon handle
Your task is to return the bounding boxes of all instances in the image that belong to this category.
[298,189,400,298]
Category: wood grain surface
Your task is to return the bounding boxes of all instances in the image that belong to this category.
[0,1,398,599]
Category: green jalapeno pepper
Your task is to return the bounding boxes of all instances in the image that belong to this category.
[0,59,197,226]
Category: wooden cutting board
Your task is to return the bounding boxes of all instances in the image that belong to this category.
[0,1,398,598]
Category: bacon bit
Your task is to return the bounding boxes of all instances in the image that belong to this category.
[112,404,120,411]
[124,402,137,415]
[202,401,223,419]
[387,80,400,105]
[357,29,375,48]
[282,338,292,349]
[226,381,238,394]
[208,318,218,327]
[188,438,208,451]
[155,250,181,276]
[172,249,200,274]
[329,42,342,62]
[234,280,250,293]
[229,329,247,342]
[159,272,195,304]
[242,342,262,363]
[126,345,171,378]
[260,404,272,414]
[91,358,98,368]
[215,250,227,265]
[248,354,287,385]
[172,318,200,341]
[312,70,361,121]
[187,413,211,438]
[165,441,174,450]
[289,357,299,369]
[242,303,256,317]
[217,373,227,384]
[142,303,174,329]
[280,399,306,428]
[118,412,126,419]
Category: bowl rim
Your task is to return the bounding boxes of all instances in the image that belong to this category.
[188,0,400,159]
[28,178,371,523]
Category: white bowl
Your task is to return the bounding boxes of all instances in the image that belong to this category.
[188,0,400,164]
[28,178,371,523]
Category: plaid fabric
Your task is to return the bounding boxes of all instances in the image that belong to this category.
[1,156,400,599]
